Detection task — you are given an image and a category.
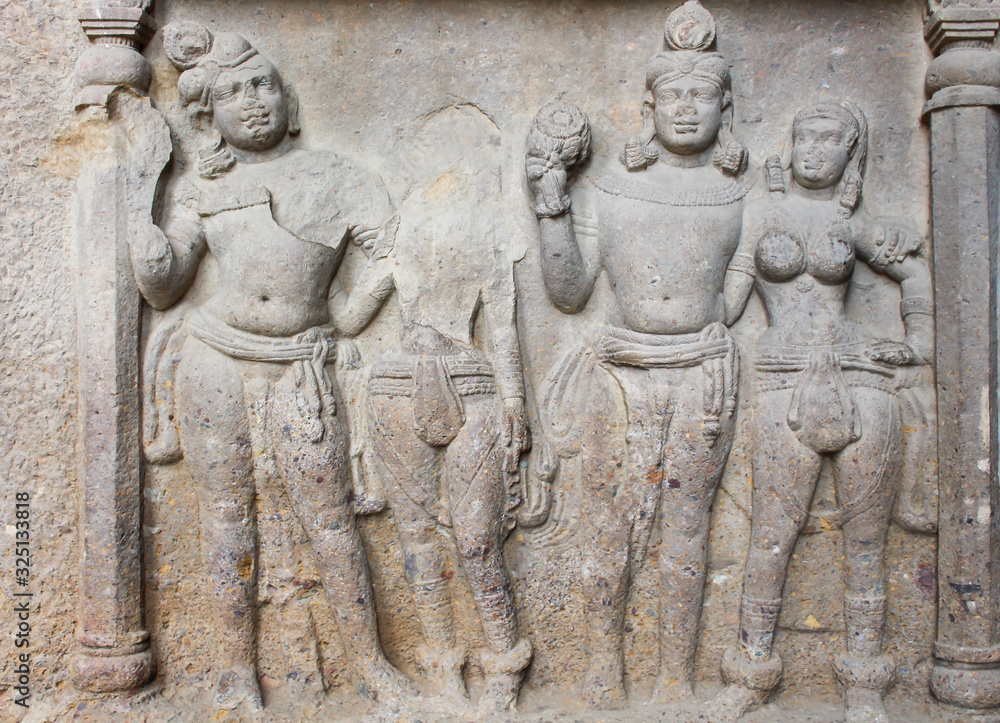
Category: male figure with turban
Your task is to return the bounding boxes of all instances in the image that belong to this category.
[132,22,410,711]
[525,0,751,709]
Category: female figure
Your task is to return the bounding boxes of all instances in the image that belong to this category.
[714,101,933,722]
[365,106,533,715]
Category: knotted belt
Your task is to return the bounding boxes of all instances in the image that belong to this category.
[188,310,338,443]
[369,352,496,447]
[595,321,738,442]
[754,345,895,455]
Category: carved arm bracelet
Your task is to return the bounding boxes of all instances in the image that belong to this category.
[493,349,526,400]
[900,297,934,318]
[727,253,756,277]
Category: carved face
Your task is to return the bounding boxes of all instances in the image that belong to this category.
[211,57,289,152]
[651,76,724,156]
[791,117,853,190]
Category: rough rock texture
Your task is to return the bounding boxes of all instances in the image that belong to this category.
[0,1,947,721]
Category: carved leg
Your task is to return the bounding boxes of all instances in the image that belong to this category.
[830,390,901,723]
[448,397,531,714]
[711,392,821,720]
[573,366,634,709]
[272,373,414,706]
[398,514,469,704]
[652,370,736,705]
[176,342,261,711]
[369,391,468,703]
[579,514,632,710]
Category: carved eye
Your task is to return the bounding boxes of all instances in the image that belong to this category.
[216,88,238,102]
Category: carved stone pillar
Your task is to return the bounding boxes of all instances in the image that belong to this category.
[924,2,1000,715]
[69,0,157,693]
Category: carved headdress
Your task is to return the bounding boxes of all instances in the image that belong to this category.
[625,0,747,176]
[161,21,299,178]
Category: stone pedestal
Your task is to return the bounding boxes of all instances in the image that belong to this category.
[924,4,1000,714]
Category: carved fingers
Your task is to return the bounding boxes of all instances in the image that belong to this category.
[351,217,397,260]
[502,398,532,474]
[525,153,570,218]
[335,339,362,371]
[878,225,921,264]
[863,339,917,366]
[864,218,925,272]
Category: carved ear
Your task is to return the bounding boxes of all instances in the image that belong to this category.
[286,83,300,136]
[721,96,734,129]
[641,91,655,119]
[639,91,658,147]
[780,128,794,172]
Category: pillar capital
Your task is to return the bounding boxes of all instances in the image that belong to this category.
[924,5,1000,114]
[74,1,156,111]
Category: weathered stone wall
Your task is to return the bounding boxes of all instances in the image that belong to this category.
[1,1,939,720]
[0,0,90,713]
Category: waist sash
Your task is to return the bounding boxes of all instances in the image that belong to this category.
[595,322,738,443]
[369,350,496,447]
[754,344,896,455]
[188,311,338,444]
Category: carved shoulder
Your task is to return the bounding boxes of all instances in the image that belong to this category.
[241,149,396,250]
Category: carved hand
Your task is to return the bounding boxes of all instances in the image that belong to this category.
[864,218,924,268]
[525,152,570,218]
[864,339,921,366]
[351,221,396,261]
[335,339,362,371]
[502,397,532,473]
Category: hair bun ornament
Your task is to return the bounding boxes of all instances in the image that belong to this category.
[664,0,717,52]
[162,21,213,71]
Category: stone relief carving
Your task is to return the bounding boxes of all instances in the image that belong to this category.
[133,22,413,711]
[525,0,748,709]
[364,105,534,715]
[58,0,1000,719]
[711,101,934,722]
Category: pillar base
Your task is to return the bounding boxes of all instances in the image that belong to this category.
[71,649,155,693]
[931,661,1000,711]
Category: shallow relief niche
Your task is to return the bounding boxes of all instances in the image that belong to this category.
[65,0,953,720]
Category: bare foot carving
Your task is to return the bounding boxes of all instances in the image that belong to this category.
[648,677,696,706]
[581,654,627,709]
[705,683,769,721]
[358,656,419,705]
[214,665,263,712]
[479,639,533,715]
[845,687,889,723]
[416,644,470,708]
